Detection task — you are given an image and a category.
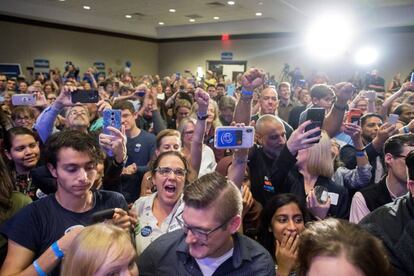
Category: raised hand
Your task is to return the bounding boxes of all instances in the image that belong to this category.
[286,120,322,156]
[334,82,354,105]
[55,85,76,108]
[194,87,210,115]
[343,122,363,148]
[240,68,266,91]
[99,126,127,164]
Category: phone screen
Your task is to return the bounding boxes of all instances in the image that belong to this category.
[71,90,99,103]
[216,129,243,147]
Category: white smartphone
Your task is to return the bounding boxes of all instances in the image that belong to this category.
[12,94,36,106]
[214,126,255,149]
[388,114,399,125]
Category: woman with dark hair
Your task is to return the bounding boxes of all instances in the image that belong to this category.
[258,193,309,276]
[3,127,41,199]
[0,154,32,264]
[297,218,393,276]
[132,151,189,255]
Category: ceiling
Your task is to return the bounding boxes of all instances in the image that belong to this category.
[1,0,414,39]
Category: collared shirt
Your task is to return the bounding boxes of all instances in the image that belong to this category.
[278,100,298,122]
[138,230,275,276]
[132,192,184,255]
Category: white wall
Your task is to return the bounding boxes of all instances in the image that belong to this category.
[0,21,159,76]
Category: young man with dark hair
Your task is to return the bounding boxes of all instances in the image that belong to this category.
[0,130,132,276]
[350,133,414,223]
[139,172,275,275]
[360,149,414,275]
[112,100,156,202]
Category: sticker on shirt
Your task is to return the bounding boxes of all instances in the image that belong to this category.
[328,192,339,205]
[141,226,152,237]
[134,143,142,153]
[263,176,274,193]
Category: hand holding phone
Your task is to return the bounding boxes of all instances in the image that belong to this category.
[102,109,122,157]
[299,108,325,142]
[214,126,255,149]
[346,108,362,125]
[388,114,399,125]
[364,90,376,102]
[90,208,116,223]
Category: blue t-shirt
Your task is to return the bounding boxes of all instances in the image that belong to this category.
[0,190,128,276]
[126,130,156,171]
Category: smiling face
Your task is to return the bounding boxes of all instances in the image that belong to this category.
[153,155,186,207]
[182,205,237,259]
[5,134,40,174]
[270,202,305,244]
[260,88,279,115]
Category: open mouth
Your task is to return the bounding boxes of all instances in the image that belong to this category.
[164,184,176,194]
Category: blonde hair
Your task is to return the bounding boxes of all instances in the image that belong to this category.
[306,131,334,178]
[177,117,196,146]
[61,223,135,276]
[191,101,222,129]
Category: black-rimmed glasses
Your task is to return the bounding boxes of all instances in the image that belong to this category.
[176,216,230,242]
[155,167,187,178]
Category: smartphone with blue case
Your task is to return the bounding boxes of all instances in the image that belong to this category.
[214,126,255,149]
[103,109,122,156]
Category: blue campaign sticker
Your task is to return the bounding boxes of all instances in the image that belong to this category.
[141,226,152,237]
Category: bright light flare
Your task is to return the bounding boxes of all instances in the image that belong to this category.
[306,14,354,60]
[355,47,378,65]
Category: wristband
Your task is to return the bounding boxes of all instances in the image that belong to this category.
[33,260,47,276]
[355,150,366,157]
[403,126,410,134]
[241,88,254,97]
[51,241,64,260]
[197,112,208,120]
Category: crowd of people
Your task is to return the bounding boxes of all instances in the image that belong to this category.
[0,63,413,276]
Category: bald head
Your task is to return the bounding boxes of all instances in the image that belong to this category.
[260,88,279,115]
[256,114,284,135]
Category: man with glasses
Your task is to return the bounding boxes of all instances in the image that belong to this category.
[350,133,414,223]
[139,172,275,275]
[360,150,414,276]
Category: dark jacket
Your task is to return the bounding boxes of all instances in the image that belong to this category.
[360,193,414,276]
[139,229,275,276]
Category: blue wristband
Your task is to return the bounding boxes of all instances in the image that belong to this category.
[51,241,64,260]
[33,260,47,276]
[241,88,253,96]
[355,150,365,157]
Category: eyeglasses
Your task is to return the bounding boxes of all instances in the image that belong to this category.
[155,167,187,178]
[176,215,230,242]
[393,155,407,159]
[69,111,87,116]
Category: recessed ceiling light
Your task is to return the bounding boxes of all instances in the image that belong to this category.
[169,9,176,13]
[125,15,132,19]
[214,16,220,20]
[258,1,263,5]
[189,18,195,22]
[256,12,262,16]
[83,5,91,10]
[58,0,66,2]
[158,22,165,25]
[227,1,235,5]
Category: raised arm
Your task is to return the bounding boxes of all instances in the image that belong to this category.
[323,82,353,138]
[229,68,265,189]
[190,88,209,176]
[34,85,75,142]
[379,82,413,118]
